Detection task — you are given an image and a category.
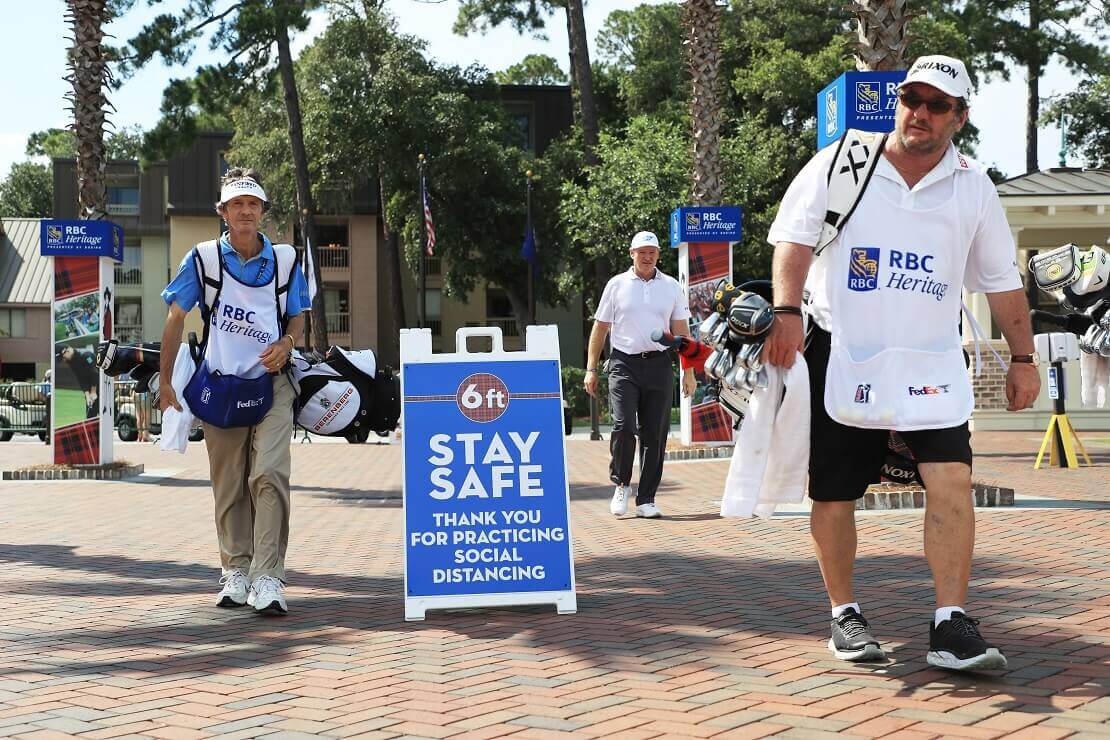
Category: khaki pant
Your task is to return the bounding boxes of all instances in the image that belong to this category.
[203,374,296,582]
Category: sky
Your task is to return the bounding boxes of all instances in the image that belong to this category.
[0,0,1091,185]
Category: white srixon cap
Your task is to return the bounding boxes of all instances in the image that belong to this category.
[218,178,269,207]
[630,230,660,250]
[898,55,973,100]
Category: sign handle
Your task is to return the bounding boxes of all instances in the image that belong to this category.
[455,326,505,354]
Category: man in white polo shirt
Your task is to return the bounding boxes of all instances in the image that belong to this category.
[764,55,1040,671]
[584,231,696,519]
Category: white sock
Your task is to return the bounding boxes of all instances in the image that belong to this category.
[832,602,861,619]
[935,606,965,626]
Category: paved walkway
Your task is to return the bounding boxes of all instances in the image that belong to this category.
[0,432,1106,739]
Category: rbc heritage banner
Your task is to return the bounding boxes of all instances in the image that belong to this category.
[400,325,576,621]
[817,70,907,149]
[670,205,742,445]
[42,220,122,465]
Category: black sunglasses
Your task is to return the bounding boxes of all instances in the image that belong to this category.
[898,91,959,115]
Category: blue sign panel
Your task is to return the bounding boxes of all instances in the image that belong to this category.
[669,206,742,247]
[817,71,907,149]
[40,220,124,261]
[403,359,573,598]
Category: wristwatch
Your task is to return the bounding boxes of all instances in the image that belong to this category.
[1011,352,1040,367]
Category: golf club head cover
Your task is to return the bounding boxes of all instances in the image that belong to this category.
[726,291,775,341]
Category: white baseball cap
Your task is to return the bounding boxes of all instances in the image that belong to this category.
[630,231,661,250]
[218,178,270,210]
[897,55,973,101]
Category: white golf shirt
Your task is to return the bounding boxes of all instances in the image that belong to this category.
[767,142,1022,332]
[596,267,691,354]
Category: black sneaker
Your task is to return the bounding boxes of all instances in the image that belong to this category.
[828,608,885,661]
[927,613,1007,671]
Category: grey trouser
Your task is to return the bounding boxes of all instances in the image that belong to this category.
[607,350,673,504]
[202,374,296,582]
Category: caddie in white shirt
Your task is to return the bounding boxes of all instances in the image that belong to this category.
[584,231,696,519]
[764,55,1040,672]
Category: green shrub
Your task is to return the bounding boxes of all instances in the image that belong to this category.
[561,366,608,418]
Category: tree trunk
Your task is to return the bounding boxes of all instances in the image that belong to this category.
[65,0,112,221]
[684,0,724,206]
[379,169,406,353]
[1026,0,1041,173]
[849,0,913,72]
[564,0,609,302]
[274,13,328,351]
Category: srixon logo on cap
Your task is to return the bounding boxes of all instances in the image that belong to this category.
[913,60,959,79]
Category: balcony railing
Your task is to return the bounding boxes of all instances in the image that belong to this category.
[466,318,520,337]
[108,203,140,216]
[114,266,142,286]
[317,246,349,269]
[424,257,441,276]
[326,312,350,334]
[114,325,143,345]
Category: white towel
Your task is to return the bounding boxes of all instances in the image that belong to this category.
[1079,351,1110,408]
[721,351,810,519]
[160,345,197,453]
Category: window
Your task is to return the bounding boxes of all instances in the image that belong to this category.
[114,244,142,286]
[0,308,27,337]
[218,152,230,178]
[107,186,140,216]
[115,298,142,344]
[504,102,535,152]
[324,285,350,334]
[486,287,513,318]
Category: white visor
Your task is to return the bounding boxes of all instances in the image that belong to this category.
[219,178,269,207]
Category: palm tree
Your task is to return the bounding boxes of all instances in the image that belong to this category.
[683,0,724,206]
[848,0,914,71]
[64,0,112,220]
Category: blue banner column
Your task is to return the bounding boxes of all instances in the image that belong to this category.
[817,70,906,149]
[670,206,742,446]
[40,220,123,465]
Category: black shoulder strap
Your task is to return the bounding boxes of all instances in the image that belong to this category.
[193,244,224,353]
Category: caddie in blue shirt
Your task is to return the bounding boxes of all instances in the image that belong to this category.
[159,166,310,616]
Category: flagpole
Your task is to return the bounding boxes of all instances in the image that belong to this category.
[525,170,534,325]
[417,154,426,330]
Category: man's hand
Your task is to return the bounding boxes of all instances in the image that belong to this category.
[584,369,599,398]
[159,383,182,413]
[1006,363,1041,411]
[682,367,696,397]
[259,337,292,373]
[764,314,805,368]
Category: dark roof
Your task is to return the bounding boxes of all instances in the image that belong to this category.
[996,168,1110,196]
[0,218,50,305]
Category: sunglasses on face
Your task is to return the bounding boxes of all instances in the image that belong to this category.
[898,91,959,115]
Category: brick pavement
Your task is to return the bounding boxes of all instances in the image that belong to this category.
[0,432,1106,739]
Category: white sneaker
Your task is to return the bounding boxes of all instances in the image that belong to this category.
[610,485,630,516]
[247,575,288,615]
[636,502,663,518]
[216,570,249,608]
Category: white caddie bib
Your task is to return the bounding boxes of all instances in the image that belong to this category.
[204,252,282,380]
[823,169,975,431]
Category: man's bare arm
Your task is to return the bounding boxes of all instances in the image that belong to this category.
[764,242,814,368]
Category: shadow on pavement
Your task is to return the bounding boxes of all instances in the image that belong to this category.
[1,542,1103,708]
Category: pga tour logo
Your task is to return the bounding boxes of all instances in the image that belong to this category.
[825,89,838,138]
[200,387,211,404]
[854,384,871,404]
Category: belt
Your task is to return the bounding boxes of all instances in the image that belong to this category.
[613,348,667,360]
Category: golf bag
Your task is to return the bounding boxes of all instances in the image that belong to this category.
[96,339,401,441]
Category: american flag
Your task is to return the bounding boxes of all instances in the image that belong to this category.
[421,174,436,257]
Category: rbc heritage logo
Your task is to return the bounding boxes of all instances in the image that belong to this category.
[855,82,880,113]
[685,212,701,230]
[848,247,880,291]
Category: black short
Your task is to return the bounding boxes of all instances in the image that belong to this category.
[805,327,973,502]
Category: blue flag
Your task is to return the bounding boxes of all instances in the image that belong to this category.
[520,223,538,274]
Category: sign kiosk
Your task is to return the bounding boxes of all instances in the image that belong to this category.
[400,325,576,621]
[40,219,123,465]
[670,206,742,445]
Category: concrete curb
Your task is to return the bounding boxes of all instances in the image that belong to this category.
[2,463,145,481]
